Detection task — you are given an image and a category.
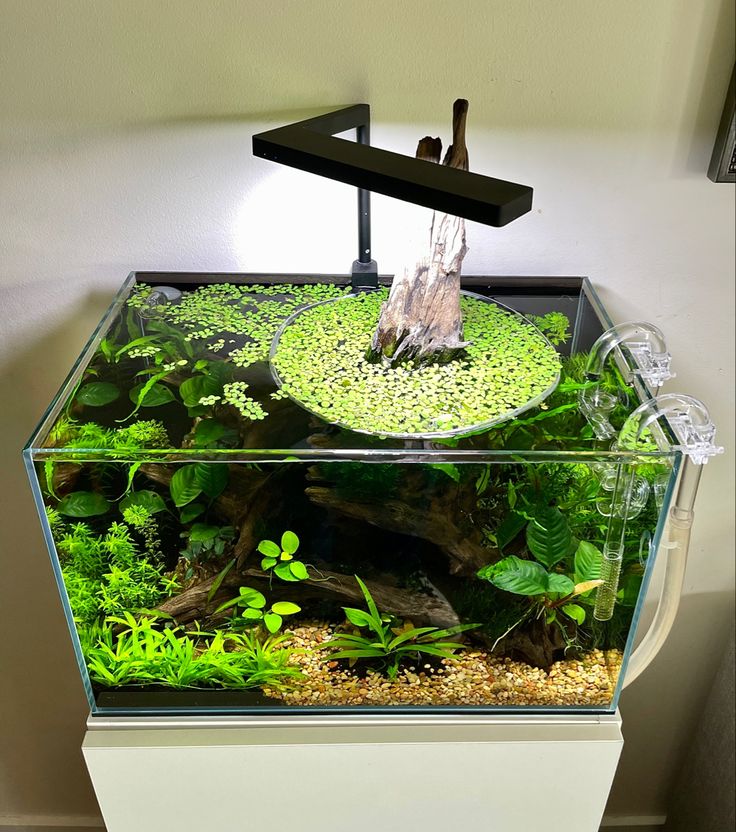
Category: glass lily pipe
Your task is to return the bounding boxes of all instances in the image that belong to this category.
[23,270,719,716]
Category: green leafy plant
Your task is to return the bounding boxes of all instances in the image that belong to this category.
[529,311,571,345]
[325,576,478,679]
[52,513,175,625]
[477,539,604,644]
[57,491,111,518]
[257,531,309,582]
[190,418,238,449]
[84,613,302,690]
[170,463,229,509]
[215,587,301,634]
[179,523,235,561]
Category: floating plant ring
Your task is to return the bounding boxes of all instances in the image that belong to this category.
[269,290,561,439]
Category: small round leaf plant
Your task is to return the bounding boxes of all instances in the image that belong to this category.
[258,531,309,582]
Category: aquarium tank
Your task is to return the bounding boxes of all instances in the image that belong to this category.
[25,271,687,716]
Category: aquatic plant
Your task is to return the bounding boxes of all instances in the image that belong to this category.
[257,531,309,582]
[222,381,267,421]
[271,290,561,436]
[179,523,236,561]
[325,576,478,679]
[98,562,167,615]
[169,463,229,511]
[121,505,163,561]
[477,497,606,660]
[84,613,302,690]
[528,312,571,346]
[53,513,173,625]
[215,587,302,634]
[126,281,348,368]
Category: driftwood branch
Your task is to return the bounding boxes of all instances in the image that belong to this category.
[156,567,460,629]
[370,99,470,365]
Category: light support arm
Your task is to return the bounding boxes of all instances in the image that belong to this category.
[252,104,534,287]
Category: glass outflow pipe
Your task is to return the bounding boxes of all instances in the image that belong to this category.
[579,322,674,440]
[592,395,722,685]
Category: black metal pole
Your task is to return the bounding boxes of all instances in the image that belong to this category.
[356,123,371,265]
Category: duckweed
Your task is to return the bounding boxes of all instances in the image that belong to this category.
[272,291,561,436]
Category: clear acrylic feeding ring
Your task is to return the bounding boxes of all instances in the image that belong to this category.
[269,289,562,439]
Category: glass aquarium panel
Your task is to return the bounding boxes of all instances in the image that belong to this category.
[25,274,680,715]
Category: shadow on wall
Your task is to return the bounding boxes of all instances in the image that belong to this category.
[606,589,735,819]
[664,627,735,832]
[0,287,111,821]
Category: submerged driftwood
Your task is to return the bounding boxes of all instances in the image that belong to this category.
[156,566,460,629]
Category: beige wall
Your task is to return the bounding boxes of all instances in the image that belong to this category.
[1,0,733,826]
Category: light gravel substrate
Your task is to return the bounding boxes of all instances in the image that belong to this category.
[263,622,623,707]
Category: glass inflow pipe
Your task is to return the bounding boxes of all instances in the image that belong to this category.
[597,394,721,628]
[593,460,637,621]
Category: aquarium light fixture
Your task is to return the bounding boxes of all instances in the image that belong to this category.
[252,104,534,288]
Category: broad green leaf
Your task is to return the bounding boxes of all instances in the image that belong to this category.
[242,608,263,620]
[179,502,205,523]
[238,588,266,609]
[271,601,301,616]
[281,530,299,554]
[479,556,549,596]
[170,465,201,507]
[263,612,282,633]
[76,382,119,407]
[188,523,220,542]
[193,419,227,447]
[430,463,460,482]
[526,507,572,569]
[120,490,166,514]
[561,603,586,625]
[344,608,374,628]
[258,539,281,558]
[274,562,300,582]
[57,491,110,518]
[179,375,221,408]
[261,556,278,570]
[289,561,309,580]
[547,573,575,595]
[194,463,228,499]
[496,512,527,551]
[574,541,603,584]
[128,382,175,408]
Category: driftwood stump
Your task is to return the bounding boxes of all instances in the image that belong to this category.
[370,99,470,365]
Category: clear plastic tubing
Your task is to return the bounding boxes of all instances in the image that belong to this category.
[614,395,716,687]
